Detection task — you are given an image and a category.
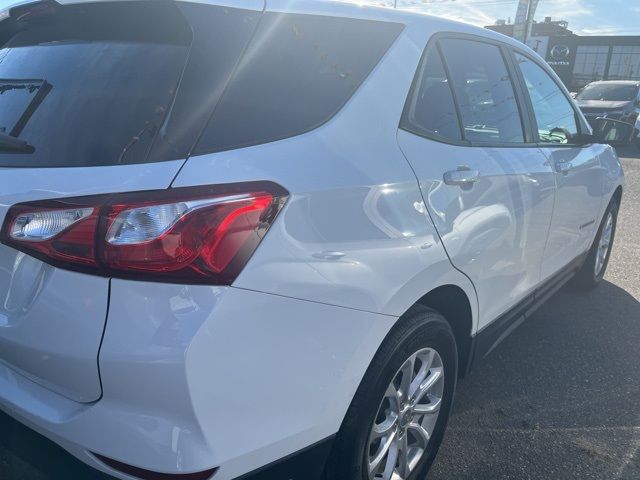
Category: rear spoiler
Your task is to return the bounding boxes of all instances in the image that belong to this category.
[2,0,60,21]
[0,1,59,45]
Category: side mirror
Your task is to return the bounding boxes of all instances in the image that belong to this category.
[593,118,637,146]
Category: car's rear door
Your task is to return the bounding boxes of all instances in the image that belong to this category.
[0,0,261,403]
[510,50,606,281]
[397,35,556,329]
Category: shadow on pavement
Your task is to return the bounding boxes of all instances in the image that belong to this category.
[429,280,640,479]
[0,412,113,480]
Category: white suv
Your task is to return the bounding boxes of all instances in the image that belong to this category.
[0,1,631,480]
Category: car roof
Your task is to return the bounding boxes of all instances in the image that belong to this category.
[268,0,529,45]
[53,0,528,50]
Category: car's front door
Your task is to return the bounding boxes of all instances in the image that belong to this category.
[397,36,556,329]
[511,51,606,282]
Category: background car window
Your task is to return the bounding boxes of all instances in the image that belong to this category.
[194,13,403,154]
[439,39,525,144]
[576,83,639,102]
[401,47,462,141]
[515,52,579,144]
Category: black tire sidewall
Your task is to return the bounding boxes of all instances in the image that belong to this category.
[575,198,619,288]
[326,308,458,480]
[592,200,618,283]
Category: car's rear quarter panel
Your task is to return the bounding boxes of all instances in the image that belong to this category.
[173,13,478,320]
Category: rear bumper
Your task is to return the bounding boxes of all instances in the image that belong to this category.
[0,280,396,479]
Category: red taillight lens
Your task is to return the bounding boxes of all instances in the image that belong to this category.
[0,182,287,285]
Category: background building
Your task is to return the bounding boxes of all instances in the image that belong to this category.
[487,16,574,56]
[487,18,640,92]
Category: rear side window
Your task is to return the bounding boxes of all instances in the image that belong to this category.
[439,39,525,144]
[0,2,193,167]
[194,13,403,154]
[149,3,261,162]
[514,52,579,144]
[400,46,462,141]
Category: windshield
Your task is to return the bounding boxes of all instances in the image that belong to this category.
[577,83,639,102]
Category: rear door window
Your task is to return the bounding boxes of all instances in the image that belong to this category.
[149,3,261,162]
[439,38,525,144]
[400,46,462,141]
[194,13,403,154]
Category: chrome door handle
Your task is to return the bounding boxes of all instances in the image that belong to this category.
[443,166,480,187]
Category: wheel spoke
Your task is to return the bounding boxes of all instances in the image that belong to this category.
[369,429,397,477]
[370,413,397,441]
[408,421,431,448]
[381,441,399,480]
[384,382,401,409]
[413,396,442,415]
[396,433,410,478]
[408,350,433,399]
[397,354,416,402]
[411,367,442,405]
[602,216,613,245]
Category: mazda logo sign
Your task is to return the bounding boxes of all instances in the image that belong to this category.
[551,44,570,61]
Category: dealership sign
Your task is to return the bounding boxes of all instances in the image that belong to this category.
[548,44,571,66]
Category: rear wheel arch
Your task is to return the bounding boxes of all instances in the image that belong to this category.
[612,185,623,207]
[408,285,474,379]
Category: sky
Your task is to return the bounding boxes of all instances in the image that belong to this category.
[0,0,638,36]
[362,0,640,35]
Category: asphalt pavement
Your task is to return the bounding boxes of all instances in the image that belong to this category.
[1,148,640,480]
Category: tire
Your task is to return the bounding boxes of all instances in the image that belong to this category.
[571,198,619,290]
[325,307,458,480]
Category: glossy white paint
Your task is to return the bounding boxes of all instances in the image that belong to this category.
[0,2,625,480]
[0,161,184,402]
[538,144,609,281]
[398,131,557,328]
[0,282,397,480]
[174,20,478,318]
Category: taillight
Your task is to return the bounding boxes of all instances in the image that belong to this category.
[0,182,288,285]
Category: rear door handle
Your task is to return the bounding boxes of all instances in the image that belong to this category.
[443,166,480,187]
[557,161,573,175]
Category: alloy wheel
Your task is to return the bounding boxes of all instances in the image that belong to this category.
[366,348,445,480]
[594,212,614,277]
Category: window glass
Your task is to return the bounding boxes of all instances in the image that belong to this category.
[515,52,578,144]
[608,46,640,81]
[148,3,261,162]
[577,83,639,102]
[401,47,461,141]
[0,2,192,167]
[439,39,524,144]
[572,45,609,90]
[195,13,403,154]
